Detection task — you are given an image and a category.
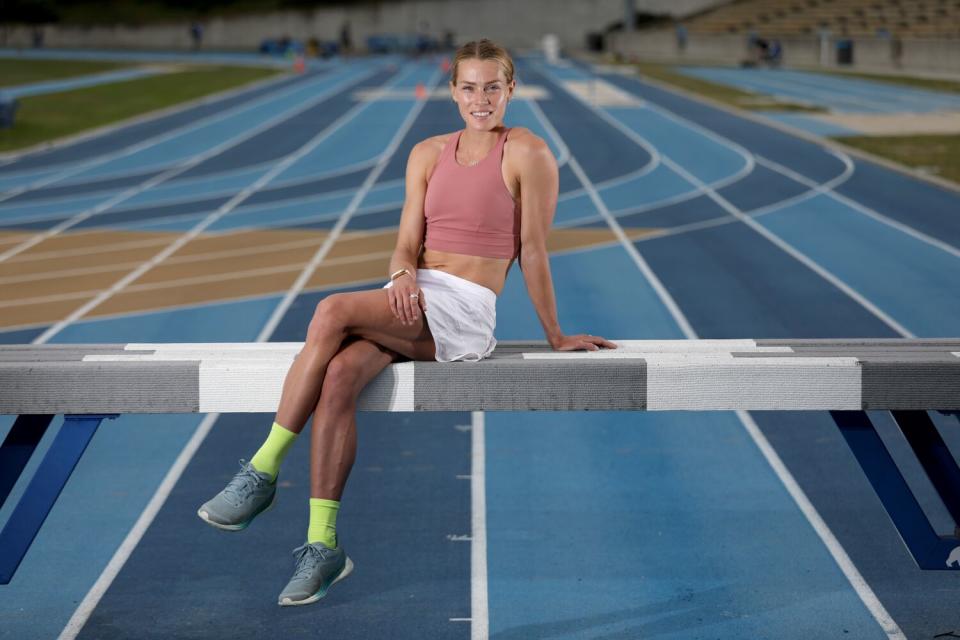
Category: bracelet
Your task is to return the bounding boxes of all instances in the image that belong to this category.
[390,268,411,282]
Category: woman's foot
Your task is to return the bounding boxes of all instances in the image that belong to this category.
[278,541,353,606]
[197,460,277,531]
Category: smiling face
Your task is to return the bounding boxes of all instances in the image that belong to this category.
[450,58,515,132]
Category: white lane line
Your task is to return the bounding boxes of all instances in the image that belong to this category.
[531,88,907,640]
[555,148,855,240]
[661,152,916,338]
[547,64,915,338]
[56,64,437,640]
[57,412,221,640]
[0,141,390,217]
[0,69,347,203]
[528,102,696,346]
[32,65,410,345]
[757,153,960,260]
[610,69,960,263]
[0,156,362,219]
[0,67,382,267]
[255,67,441,342]
[554,144,854,231]
[471,410,489,640]
[524,86,663,181]
[735,410,906,640]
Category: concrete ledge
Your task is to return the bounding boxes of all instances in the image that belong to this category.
[1,339,958,413]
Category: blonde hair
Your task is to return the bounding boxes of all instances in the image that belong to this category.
[450,39,515,86]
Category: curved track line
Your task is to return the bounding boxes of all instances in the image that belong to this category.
[757,151,960,260]
[549,65,924,337]
[556,143,855,231]
[616,70,960,255]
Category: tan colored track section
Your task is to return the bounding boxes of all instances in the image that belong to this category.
[0,231,32,248]
[0,226,658,331]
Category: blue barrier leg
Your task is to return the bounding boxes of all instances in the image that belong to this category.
[0,415,54,511]
[891,410,960,534]
[0,414,117,585]
[831,410,960,570]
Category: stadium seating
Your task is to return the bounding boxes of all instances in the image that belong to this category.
[686,0,960,39]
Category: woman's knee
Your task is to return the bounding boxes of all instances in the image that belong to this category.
[306,294,349,343]
[319,350,367,407]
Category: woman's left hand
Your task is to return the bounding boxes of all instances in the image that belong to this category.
[550,334,617,352]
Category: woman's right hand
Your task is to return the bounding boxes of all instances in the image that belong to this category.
[388,273,424,325]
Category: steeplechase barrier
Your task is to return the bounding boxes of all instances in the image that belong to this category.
[1,338,959,582]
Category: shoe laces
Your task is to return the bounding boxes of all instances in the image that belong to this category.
[222,460,265,506]
[291,544,333,579]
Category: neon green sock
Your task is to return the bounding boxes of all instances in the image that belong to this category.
[308,498,340,548]
[249,422,297,481]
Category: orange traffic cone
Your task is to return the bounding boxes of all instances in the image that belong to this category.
[415,83,427,99]
[293,55,306,74]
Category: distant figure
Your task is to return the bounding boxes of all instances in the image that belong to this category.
[417,20,432,55]
[31,27,44,49]
[891,35,903,68]
[339,21,352,55]
[675,22,688,53]
[767,39,783,67]
[190,22,204,52]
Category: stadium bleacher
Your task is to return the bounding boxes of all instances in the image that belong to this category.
[686,0,960,39]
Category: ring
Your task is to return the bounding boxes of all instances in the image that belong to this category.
[410,293,419,300]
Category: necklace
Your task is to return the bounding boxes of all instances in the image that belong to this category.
[457,144,491,167]
[457,131,499,167]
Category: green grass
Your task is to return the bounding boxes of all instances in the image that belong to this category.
[0,59,133,88]
[0,65,281,153]
[634,62,825,113]
[834,134,960,184]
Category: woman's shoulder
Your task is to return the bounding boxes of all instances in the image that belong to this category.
[408,132,458,178]
[412,132,458,160]
[505,127,550,156]
[504,127,554,173]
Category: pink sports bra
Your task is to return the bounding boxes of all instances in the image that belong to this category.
[423,128,521,260]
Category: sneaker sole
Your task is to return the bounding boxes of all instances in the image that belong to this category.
[196,488,277,531]
[279,556,354,607]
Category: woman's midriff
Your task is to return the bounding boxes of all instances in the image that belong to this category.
[418,248,512,296]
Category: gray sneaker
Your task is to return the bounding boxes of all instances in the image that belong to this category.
[197,460,276,531]
[278,541,353,606]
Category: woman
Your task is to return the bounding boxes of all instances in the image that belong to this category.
[198,39,616,606]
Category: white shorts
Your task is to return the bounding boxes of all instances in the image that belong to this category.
[385,268,497,362]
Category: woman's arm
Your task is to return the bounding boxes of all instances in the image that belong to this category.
[387,140,434,325]
[517,135,616,351]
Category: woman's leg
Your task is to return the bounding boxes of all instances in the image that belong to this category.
[299,338,398,552]
[274,289,435,433]
[278,336,433,606]
[309,338,398,500]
